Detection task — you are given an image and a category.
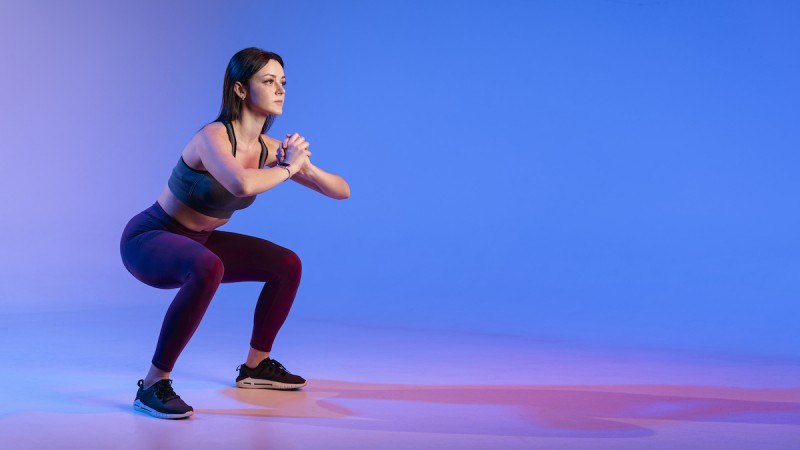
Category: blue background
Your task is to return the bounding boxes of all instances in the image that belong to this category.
[1,0,797,357]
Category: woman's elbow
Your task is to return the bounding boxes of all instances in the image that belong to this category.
[336,184,350,200]
[231,177,252,197]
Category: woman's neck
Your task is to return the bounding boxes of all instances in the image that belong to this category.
[232,110,267,146]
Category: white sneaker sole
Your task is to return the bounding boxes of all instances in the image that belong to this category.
[133,399,194,419]
[236,377,307,390]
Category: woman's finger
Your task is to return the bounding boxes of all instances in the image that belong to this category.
[287,132,301,145]
[282,137,290,148]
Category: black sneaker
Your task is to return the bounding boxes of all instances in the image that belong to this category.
[236,358,307,390]
[133,379,194,419]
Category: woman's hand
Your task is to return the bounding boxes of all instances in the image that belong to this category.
[279,133,312,175]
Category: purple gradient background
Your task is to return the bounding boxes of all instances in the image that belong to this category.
[0,0,798,357]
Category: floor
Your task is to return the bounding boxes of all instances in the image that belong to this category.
[1,304,798,449]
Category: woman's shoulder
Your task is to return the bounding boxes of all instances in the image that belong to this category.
[189,122,231,149]
[261,134,283,157]
[259,134,282,167]
[198,121,228,139]
[182,122,231,165]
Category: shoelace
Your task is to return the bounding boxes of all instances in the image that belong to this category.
[237,358,290,376]
[265,358,289,376]
[153,379,179,402]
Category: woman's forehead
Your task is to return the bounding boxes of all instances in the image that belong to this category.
[257,60,285,78]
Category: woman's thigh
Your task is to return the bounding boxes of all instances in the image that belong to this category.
[204,230,300,283]
[122,230,220,289]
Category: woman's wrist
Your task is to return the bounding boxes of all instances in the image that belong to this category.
[276,164,292,181]
[294,158,315,178]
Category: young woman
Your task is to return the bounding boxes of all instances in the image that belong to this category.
[119,48,350,419]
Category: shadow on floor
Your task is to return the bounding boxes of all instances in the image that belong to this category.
[193,380,800,438]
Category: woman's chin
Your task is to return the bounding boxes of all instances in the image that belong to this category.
[248,105,282,117]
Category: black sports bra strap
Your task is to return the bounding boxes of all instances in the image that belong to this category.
[223,121,237,157]
[258,137,268,168]
[223,121,267,166]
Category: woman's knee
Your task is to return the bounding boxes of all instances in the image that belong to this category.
[190,252,225,284]
[281,250,302,282]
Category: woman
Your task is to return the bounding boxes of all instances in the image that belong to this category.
[119,48,350,419]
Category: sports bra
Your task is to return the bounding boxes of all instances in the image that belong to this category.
[167,122,268,219]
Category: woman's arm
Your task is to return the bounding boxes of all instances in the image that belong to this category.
[292,161,351,200]
[264,135,350,200]
[194,124,307,197]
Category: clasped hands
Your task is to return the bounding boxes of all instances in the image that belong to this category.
[277,132,312,175]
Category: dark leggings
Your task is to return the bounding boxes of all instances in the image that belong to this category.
[119,202,301,372]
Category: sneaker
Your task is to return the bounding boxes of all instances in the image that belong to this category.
[133,379,194,419]
[236,358,307,390]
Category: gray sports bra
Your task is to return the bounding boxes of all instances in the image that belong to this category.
[167,122,268,219]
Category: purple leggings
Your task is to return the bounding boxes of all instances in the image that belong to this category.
[119,202,301,372]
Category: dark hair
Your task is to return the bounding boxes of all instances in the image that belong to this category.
[214,47,284,134]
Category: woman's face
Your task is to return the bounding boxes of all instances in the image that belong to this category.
[246,59,286,116]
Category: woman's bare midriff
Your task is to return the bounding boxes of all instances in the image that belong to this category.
[157,185,230,232]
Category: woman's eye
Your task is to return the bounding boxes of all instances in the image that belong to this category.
[265,80,274,85]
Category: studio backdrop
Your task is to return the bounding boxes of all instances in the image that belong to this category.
[0,0,797,357]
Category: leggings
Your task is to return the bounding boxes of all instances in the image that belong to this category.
[119,202,302,372]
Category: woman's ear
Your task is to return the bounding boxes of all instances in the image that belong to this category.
[233,81,247,100]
